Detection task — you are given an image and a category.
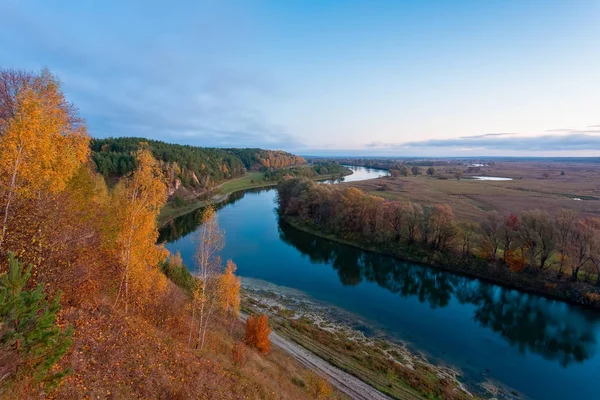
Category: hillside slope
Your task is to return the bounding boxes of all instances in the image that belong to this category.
[91,137,305,198]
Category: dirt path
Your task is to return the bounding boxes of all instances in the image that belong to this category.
[241,314,395,400]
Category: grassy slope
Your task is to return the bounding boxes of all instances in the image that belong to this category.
[27,283,345,400]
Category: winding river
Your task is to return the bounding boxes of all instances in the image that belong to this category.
[161,166,600,400]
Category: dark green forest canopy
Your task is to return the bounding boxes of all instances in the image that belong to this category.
[90,137,305,188]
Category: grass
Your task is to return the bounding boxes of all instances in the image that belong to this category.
[349,161,600,224]
[220,171,275,193]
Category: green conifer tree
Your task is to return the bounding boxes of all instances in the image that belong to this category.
[0,253,73,392]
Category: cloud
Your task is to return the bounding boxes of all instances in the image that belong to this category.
[545,128,574,133]
[0,2,301,150]
[458,133,517,139]
[366,131,600,152]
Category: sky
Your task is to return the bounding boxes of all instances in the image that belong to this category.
[1,0,600,156]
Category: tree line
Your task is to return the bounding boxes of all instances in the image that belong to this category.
[278,219,598,366]
[0,68,273,396]
[277,178,600,306]
[263,161,348,181]
[91,137,305,189]
[307,157,463,170]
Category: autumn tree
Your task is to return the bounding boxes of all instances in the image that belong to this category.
[411,166,421,176]
[113,144,167,313]
[459,222,478,256]
[480,212,502,260]
[305,372,334,399]
[192,205,225,349]
[361,195,385,241]
[584,219,600,286]
[339,188,367,234]
[429,204,457,251]
[519,210,558,270]
[499,214,519,263]
[220,260,241,334]
[555,209,577,277]
[231,341,248,367]
[0,69,88,252]
[426,167,435,176]
[385,201,406,243]
[405,202,423,243]
[568,220,594,281]
[244,314,272,354]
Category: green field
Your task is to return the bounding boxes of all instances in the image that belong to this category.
[220,171,277,192]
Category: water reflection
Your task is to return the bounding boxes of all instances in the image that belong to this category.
[159,188,264,242]
[277,219,599,366]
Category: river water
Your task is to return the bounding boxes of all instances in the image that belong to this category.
[161,166,600,400]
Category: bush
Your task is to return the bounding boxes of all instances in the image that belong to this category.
[173,195,186,207]
[161,252,195,295]
[244,314,272,354]
[585,292,600,305]
[232,341,248,367]
[305,372,334,399]
[291,376,306,388]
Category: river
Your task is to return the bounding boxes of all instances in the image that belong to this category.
[161,166,600,400]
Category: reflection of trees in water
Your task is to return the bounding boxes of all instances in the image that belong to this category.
[278,219,600,365]
[158,188,262,243]
[465,287,597,366]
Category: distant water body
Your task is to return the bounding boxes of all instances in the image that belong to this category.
[472,176,513,181]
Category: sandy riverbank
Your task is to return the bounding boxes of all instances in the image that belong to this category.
[240,278,521,400]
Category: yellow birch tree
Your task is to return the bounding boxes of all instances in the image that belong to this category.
[113,144,167,313]
[191,205,224,349]
[0,70,89,252]
[219,260,241,334]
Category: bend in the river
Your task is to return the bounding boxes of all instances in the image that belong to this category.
[161,166,600,400]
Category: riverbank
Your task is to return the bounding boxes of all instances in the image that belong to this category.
[239,311,392,400]
[241,278,519,400]
[280,216,600,311]
[158,169,353,226]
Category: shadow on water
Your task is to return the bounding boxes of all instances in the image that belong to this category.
[158,187,267,243]
[277,218,600,367]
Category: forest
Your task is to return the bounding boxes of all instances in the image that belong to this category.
[91,137,305,188]
[277,178,600,307]
[263,162,349,181]
[0,69,333,399]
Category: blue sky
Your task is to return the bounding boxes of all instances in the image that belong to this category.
[1,0,599,156]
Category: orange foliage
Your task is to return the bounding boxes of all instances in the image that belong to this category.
[244,314,272,354]
[505,250,526,273]
[220,260,241,325]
